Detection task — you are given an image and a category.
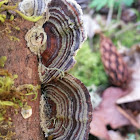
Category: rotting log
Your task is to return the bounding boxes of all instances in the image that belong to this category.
[0,17,45,140]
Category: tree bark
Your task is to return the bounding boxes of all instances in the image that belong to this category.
[0,16,44,140]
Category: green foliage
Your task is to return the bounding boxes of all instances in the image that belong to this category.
[90,0,113,11]
[90,0,134,11]
[127,133,136,140]
[116,0,134,7]
[0,131,15,140]
[70,41,108,87]
[105,23,140,48]
[115,29,140,47]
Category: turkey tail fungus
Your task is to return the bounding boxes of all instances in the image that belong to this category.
[20,0,92,139]
[40,74,92,140]
[41,0,86,83]
[25,0,86,83]
[100,34,131,88]
[0,0,92,139]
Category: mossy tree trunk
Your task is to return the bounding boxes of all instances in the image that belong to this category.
[0,16,45,140]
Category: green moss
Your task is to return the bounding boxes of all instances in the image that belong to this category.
[0,101,18,107]
[105,23,140,48]
[0,56,40,128]
[0,131,15,140]
[15,10,43,22]
[0,1,43,23]
[114,28,140,47]
[0,0,8,8]
[0,56,40,139]
[70,41,108,86]
[0,56,7,67]
[0,114,4,121]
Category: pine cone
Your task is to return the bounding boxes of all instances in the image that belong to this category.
[100,34,131,88]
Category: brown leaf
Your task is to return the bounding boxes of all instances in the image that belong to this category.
[108,130,126,140]
[117,44,140,104]
[117,106,140,129]
[90,87,130,139]
[90,112,110,140]
[114,45,140,129]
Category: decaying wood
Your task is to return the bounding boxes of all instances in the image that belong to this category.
[0,17,44,140]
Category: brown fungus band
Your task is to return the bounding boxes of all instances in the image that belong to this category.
[24,0,86,83]
[19,0,48,16]
[40,74,92,140]
[100,34,131,88]
[40,0,86,83]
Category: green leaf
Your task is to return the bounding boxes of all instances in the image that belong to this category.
[122,0,134,6]
[89,0,108,11]
[96,0,108,11]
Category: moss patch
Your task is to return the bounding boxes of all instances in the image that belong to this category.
[70,41,108,86]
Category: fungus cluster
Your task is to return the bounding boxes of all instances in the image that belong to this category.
[40,74,92,139]
[19,0,92,139]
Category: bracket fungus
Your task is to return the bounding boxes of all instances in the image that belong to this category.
[40,74,92,140]
[19,0,48,16]
[20,0,92,139]
[25,26,47,55]
[100,35,131,88]
[24,0,86,83]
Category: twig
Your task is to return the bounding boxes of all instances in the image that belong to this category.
[102,21,125,33]
[114,21,140,37]
[117,106,140,129]
[106,0,114,27]
[117,1,123,21]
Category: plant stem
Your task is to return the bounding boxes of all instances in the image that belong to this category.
[115,22,140,37]
[117,0,123,21]
[106,0,114,27]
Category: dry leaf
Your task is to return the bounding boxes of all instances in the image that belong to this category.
[117,45,140,104]
[108,130,126,140]
[90,87,130,140]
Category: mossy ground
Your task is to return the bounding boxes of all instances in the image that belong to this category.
[70,23,140,87]
[70,41,108,87]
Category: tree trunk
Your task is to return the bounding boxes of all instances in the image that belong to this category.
[0,15,44,140]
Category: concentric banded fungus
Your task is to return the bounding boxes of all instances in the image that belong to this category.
[24,0,86,83]
[100,34,131,88]
[41,0,85,82]
[19,0,47,16]
[25,26,47,55]
[40,0,86,83]
[40,74,92,140]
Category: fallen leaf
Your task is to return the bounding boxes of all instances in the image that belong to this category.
[90,112,110,140]
[117,106,140,129]
[117,44,140,104]
[108,130,126,140]
[90,87,130,139]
